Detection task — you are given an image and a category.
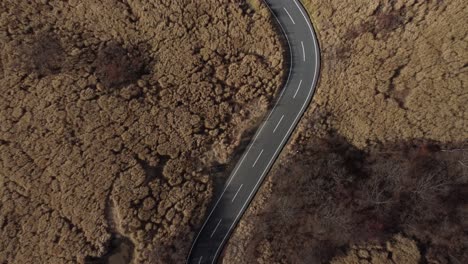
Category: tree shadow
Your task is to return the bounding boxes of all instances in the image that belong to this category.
[247,133,467,263]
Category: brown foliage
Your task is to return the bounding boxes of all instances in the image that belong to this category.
[0,0,285,263]
[302,0,467,149]
[225,0,466,261]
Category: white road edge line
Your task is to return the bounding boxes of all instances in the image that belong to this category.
[273,115,285,133]
[210,219,222,238]
[211,0,320,262]
[293,80,303,98]
[283,7,296,24]
[252,149,264,168]
[198,256,203,264]
[231,184,244,203]
[184,0,295,260]
[301,41,306,61]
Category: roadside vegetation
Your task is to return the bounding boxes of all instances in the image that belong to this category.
[224,0,467,262]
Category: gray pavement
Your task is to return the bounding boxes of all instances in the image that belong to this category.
[186,0,320,263]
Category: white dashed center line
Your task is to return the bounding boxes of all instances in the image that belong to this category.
[283,7,296,24]
[210,219,222,238]
[301,41,306,61]
[252,149,264,168]
[188,0,321,263]
[273,115,285,133]
[231,184,244,203]
[293,79,303,98]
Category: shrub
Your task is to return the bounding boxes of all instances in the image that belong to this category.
[19,33,66,77]
[94,42,147,89]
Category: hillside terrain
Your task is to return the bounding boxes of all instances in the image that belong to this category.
[1,0,466,263]
[0,0,285,263]
[223,0,467,263]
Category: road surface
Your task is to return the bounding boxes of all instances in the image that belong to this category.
[186,0,320,263]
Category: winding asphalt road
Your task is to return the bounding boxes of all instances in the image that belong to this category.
[186,0,320,263]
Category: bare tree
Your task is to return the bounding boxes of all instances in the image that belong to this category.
[274,195,300,224]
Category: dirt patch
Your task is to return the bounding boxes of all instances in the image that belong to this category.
[331,234,421,264]
[85,235,134,264]
[0,0,285,263]
[223,0,467,263]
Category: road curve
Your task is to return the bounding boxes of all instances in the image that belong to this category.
[186,0,320,263]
